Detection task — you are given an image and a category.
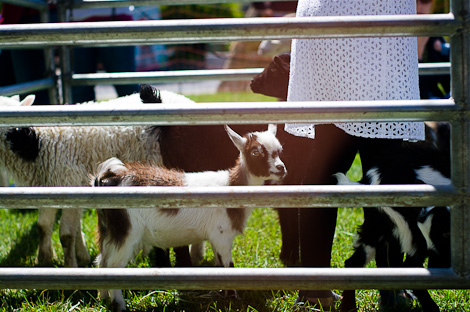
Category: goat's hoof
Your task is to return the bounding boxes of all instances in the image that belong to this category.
[111,300,127,312]
[224,289,239,299]
[341,305,357,312]
[341,301,357,312]
[378,290,414,311]
[77,252,91,267]
[77,248,91,267]
[36,252,55,267]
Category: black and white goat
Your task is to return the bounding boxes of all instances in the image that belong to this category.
[91,125,286,312]
[337,131,451,312]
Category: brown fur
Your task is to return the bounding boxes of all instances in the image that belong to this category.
[250,53,290,101]
[159,208,180,217]
[124,162,186,186]
[226,208,247,233]
[124,163,185,216]
[97,209,132,251]
[228,159,248,186]
[244,134,270,178]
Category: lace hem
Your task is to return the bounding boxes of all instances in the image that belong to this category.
[284,122,425,141]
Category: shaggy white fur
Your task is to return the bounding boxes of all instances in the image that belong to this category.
[0,91,194,267]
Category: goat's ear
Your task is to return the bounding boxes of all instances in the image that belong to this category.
[225,125,246,151]
[268,124,277,136]
[20,95,35,106]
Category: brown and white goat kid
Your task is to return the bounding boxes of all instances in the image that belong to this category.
[91,125,286,312]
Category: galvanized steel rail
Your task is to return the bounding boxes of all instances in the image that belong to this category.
[0,185,457,210]
[0,14,459,48]
[0,64,448,96]
[0,267,467,290]
[70,68,265,86]
[64,63,454,86]
[0,0,58,102]
[0,78,56,98]
[0,99,456,127]
[0,0,469,294]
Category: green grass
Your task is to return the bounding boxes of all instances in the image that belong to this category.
[0,92,468,311]
[188,92,275,103]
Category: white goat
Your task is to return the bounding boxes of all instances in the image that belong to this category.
[0,89,194,267]
[91,124,286,312]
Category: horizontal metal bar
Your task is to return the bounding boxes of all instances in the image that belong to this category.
[0,63,450,98]
[419,62,451,76]
[69,63,451,86]
[70,68,265,86]
[71,0,296,9]
[0,99,457,127]
[0,14,459,48]
[0,78,55,97]
[0,185,457,209]
[0,63,449,98]
[1,0,49,11]
[0,267,467,290]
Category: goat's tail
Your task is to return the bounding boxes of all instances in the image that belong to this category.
[91,158,132,256]
[139,84,162,103]
[90,157,127,187]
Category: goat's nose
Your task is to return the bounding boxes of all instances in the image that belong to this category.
[276,164,285,172]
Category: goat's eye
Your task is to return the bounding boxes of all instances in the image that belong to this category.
[251,150,260,157]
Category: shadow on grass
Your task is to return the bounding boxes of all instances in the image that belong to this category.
[0,222,40,267]
[125,289,286,312]
[0,289,103,311]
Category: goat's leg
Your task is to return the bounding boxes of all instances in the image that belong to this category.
[403,254,440,312]
[59,208,84,267]
[75,217,91,267]
[189,242,205,266]
[98,238,137,312]
[409,289,439,312]
[210,237,237,298]
[152,247,171,267]
[0,170,9,187]
[375,241,407,308]
[37,208,58,266]
[174,246,193,267]
[152,247,192,268]
[276,208,299,266]
[342,244,372,312]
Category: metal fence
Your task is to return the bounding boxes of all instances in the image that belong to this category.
[0,0,469,293]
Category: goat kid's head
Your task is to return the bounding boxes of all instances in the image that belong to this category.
[225,124,286,183]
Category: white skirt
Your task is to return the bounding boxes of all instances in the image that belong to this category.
[286,0,424,141]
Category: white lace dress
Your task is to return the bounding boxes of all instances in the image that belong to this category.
[286,0,424,141]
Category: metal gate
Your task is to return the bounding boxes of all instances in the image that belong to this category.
[0,0,468,296]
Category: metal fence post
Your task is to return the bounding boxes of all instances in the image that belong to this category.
[450,0,470,279]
